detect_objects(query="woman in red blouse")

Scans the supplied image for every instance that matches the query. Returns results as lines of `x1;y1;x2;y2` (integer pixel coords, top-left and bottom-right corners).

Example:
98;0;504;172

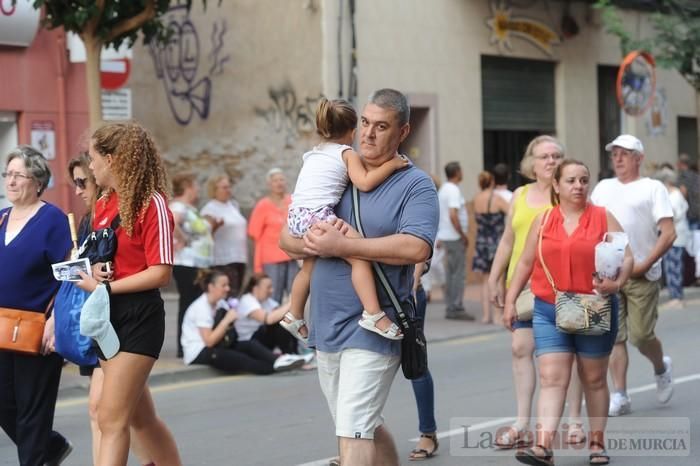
505;160;633;466
78;123;182;466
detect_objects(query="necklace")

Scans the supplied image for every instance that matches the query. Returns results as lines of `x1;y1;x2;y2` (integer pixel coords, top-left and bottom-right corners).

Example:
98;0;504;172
10;203;41;221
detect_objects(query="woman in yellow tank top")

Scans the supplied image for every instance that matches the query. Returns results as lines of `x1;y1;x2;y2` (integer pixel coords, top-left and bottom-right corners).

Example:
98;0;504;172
487;136;586;448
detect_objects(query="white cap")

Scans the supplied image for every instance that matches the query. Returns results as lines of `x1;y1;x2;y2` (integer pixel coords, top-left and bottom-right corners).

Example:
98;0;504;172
605;134;644;154
80;284;120;359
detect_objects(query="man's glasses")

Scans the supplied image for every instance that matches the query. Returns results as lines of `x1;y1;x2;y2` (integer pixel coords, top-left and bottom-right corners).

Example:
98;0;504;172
1;171;32;181
73;177;88;189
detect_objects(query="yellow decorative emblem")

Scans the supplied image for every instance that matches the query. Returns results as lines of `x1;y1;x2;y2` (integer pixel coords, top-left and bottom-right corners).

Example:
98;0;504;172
486;2;561;56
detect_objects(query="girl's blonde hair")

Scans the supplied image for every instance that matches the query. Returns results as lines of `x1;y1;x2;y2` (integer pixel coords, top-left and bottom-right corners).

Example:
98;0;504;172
91;122;169;235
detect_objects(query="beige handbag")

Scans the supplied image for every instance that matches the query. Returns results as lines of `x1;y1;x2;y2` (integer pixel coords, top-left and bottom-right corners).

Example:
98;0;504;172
515;286;534;321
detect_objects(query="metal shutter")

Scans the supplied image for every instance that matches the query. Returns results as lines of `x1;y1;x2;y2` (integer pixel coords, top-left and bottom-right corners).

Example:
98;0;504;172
482;56;556;131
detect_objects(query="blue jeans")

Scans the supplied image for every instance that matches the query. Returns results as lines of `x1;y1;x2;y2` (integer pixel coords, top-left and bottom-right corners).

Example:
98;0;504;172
410;286;437;434
663;246;684;299
533;296;618;359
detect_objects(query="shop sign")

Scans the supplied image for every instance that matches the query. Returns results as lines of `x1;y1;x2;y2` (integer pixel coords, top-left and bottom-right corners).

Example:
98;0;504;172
0;0;40;47
486;2;560;57
30;121;56;160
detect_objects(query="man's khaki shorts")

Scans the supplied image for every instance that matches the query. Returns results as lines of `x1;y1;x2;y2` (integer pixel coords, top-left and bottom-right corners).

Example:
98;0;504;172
616;277;660;347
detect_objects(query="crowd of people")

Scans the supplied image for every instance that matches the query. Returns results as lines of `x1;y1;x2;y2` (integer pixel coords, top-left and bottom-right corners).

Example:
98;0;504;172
0;84;697;466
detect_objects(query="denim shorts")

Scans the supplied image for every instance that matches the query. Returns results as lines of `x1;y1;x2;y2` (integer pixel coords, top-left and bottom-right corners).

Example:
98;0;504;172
513;318;533;330
533;296;618;359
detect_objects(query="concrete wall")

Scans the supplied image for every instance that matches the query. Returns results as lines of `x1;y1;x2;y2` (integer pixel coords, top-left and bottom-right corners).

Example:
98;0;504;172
131;0;324;210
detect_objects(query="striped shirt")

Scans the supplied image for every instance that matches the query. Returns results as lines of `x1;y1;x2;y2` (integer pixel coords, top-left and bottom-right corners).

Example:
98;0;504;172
93;191;174;280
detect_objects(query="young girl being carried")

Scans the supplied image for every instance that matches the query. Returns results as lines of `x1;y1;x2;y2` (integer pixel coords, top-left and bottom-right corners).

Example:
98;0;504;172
281;97;408;342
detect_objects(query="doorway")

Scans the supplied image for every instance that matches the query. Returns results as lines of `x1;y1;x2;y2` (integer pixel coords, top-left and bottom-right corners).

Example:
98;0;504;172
481;56;556;189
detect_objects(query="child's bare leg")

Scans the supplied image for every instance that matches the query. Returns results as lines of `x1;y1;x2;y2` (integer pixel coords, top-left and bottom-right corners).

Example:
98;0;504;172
286;258;314;338
348;258;400;335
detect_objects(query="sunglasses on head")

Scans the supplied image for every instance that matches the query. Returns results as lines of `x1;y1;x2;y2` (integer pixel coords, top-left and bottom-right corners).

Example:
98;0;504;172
73;177;88;189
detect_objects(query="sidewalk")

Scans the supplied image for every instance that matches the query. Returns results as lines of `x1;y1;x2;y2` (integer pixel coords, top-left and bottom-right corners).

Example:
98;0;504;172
57;283;700;399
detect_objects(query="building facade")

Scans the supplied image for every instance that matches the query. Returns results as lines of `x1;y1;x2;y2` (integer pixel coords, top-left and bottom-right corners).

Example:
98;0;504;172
0;1;88;212
130;0;697;207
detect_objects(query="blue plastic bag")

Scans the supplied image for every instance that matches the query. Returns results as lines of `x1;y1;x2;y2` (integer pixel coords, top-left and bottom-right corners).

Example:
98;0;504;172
54;281;98;366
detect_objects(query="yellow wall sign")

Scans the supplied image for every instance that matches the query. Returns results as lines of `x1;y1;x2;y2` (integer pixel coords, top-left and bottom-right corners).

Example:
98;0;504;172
486;2;560;56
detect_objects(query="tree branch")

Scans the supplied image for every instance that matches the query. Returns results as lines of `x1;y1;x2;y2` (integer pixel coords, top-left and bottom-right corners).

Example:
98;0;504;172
104;0;157;44
82;0;106;40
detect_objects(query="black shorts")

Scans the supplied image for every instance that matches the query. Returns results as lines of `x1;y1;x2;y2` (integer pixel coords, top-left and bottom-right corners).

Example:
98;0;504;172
96;290;165;360
79;363;99;377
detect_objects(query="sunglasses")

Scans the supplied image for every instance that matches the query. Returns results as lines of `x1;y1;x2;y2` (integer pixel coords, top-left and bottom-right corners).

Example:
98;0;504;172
73;177;88;189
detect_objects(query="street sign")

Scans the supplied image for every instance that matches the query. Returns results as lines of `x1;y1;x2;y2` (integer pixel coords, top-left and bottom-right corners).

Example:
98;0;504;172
100;58;131;90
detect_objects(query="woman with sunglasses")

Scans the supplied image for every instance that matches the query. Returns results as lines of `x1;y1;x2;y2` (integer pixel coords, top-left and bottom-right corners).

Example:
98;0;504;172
68;154;157;466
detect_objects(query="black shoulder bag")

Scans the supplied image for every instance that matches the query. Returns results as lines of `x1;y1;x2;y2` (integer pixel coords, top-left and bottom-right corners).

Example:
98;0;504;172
78;214;121;265
351;185;428;380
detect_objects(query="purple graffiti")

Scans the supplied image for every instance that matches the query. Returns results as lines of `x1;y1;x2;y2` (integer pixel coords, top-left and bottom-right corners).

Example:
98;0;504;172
149;5;228;126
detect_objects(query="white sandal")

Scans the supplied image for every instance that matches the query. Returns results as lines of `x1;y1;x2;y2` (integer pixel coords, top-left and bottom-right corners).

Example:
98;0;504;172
279;312;309;344
358;310;403;340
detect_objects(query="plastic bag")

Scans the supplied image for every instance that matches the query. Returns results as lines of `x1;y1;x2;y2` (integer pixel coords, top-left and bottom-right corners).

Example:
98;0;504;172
54;281;98;366
595;232;628;280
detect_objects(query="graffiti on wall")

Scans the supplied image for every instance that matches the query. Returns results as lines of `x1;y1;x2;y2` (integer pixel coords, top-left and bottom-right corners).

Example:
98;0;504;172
149;5;230;125
255;83;322;147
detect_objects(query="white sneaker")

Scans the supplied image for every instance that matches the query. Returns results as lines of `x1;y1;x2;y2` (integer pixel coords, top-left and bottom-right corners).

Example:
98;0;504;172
608;392;632;416
273;354;305;372
655;356;674;404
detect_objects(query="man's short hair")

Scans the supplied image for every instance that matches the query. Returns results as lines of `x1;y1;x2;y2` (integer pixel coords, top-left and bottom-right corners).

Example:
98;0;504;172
367;89;410;126
679;153;691;166
444;162;461;179
492;163;510;185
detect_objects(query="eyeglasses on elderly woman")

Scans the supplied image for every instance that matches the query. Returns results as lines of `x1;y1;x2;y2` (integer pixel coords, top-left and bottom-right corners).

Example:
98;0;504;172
1;171;33;181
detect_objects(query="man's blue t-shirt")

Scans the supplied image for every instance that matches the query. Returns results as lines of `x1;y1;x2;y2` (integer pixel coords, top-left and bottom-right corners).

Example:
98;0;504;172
308;164;439;356
0;203;71;312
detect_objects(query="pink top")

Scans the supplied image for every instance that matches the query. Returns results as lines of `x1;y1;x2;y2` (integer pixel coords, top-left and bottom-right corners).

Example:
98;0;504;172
247;195;292;272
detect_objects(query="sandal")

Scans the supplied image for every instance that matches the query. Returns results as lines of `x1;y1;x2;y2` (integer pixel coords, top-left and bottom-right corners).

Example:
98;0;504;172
589;441;610;465
495;425;532;450
279;312;309;344
328;457;340;466
358;310;403;340
565;422;587;445
408;433;439;461
515;445;554;466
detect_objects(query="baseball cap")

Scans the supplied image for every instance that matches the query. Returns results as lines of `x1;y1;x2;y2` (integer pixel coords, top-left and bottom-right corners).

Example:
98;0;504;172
79;284;119;359
605;134;644;154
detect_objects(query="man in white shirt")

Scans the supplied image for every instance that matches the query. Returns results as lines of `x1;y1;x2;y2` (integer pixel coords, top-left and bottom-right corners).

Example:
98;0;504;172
590;134;676;417
437;162;471;320
492;162;513;203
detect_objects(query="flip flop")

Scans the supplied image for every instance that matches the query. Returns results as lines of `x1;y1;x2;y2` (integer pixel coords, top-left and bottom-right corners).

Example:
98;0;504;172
495;425;531;450
515;445;554;466
589;441;610;465
408;433;439;461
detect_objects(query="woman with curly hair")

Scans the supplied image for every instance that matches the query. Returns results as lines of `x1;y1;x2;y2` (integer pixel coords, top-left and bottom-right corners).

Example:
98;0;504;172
77;122;181;465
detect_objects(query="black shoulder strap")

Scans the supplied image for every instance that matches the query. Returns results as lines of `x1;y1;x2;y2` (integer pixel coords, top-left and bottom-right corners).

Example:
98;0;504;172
110;214;121;230
351;185;411;331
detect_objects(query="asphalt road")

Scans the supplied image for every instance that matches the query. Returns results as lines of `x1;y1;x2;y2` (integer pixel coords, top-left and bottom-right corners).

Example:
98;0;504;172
1;302;699;465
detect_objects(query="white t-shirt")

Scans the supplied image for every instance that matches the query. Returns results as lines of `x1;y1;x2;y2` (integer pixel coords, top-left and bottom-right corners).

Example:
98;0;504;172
668;189;690;248
437;181;468;241
591;177;673;281
181;294;229;365
234;293;279;342
495;187;513;203
200;199;248;265
290;143;351;210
